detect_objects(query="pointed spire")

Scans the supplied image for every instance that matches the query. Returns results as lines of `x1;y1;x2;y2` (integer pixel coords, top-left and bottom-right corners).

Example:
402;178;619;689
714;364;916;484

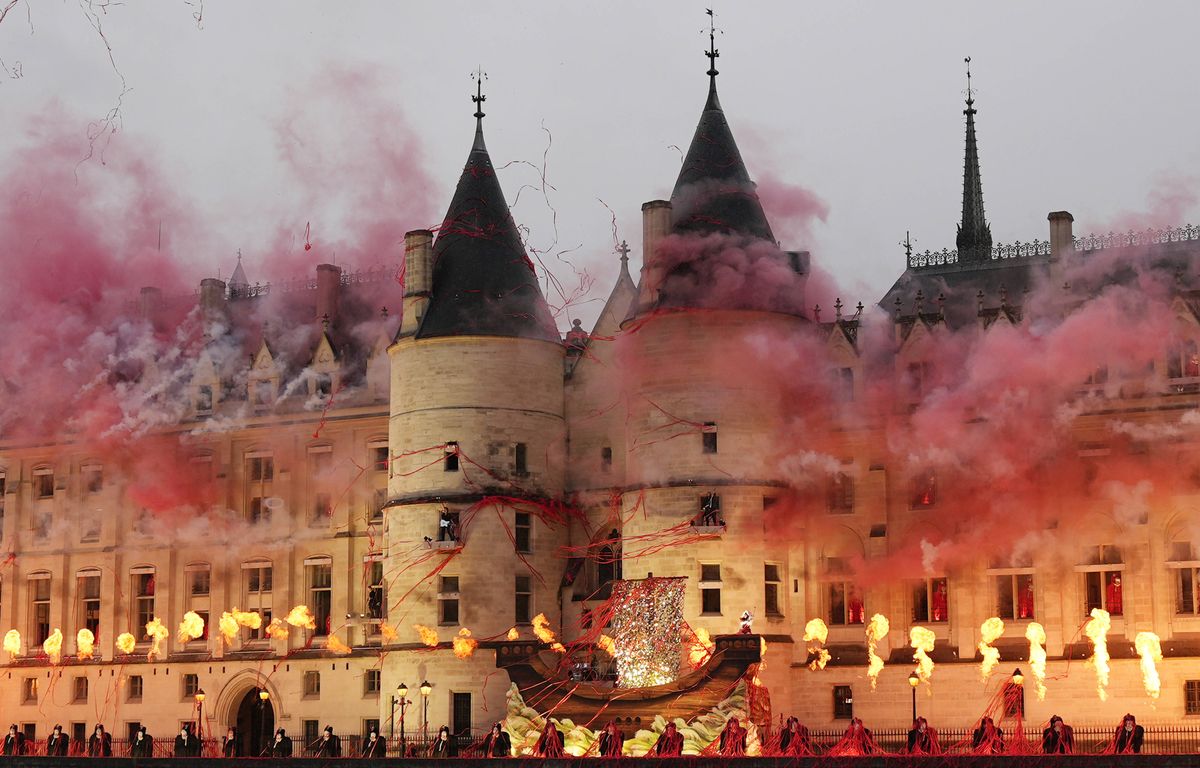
229;250;249;288
669;10;772;241
416;74;559;344
616;240;632;278
956;57;993;263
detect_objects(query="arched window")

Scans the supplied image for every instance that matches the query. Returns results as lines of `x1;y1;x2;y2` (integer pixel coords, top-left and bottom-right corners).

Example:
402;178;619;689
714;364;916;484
130;566;156;638
597;529;622;587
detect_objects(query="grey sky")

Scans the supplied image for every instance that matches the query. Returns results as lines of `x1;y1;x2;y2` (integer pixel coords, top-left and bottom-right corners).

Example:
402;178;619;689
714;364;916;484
2;1;1197;326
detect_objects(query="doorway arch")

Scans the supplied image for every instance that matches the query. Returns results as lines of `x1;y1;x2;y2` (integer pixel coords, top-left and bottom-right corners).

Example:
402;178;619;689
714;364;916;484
233;689;275;757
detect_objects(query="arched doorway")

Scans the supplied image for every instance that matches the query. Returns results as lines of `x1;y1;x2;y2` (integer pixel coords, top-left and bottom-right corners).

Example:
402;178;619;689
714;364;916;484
234;689;275;757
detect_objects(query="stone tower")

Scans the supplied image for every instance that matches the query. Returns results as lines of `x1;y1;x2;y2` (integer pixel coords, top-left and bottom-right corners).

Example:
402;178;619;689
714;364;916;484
384;83;566;724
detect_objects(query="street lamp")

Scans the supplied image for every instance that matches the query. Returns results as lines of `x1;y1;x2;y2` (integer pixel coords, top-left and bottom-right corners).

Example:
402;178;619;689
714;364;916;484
420;681;432;741
194;689;206;749
258;689;270;756
1011;668;1025;719
908;671;919;721
392;683;411;756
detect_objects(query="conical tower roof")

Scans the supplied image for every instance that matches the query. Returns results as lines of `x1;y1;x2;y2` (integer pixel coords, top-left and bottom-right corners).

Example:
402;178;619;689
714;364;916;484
416;81;560;343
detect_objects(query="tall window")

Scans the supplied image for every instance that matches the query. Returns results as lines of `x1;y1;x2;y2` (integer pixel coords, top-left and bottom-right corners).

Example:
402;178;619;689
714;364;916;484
181;673;199;699
515;575;532;625
82;465;103;495
827;472;854;514
21;678;37;704
308;447;333;527
910;469;936;509
303;672;320;697
29;574;50;646
246;454;274;524
700;563;722;615
33;468;54;499
701;423;718;454
127;676;143;701
1081;545;1124;617
997;573;1035;620
514;512;532;553
600;447;612;472
371;445;389;473
833;685;853;719
826;558;863;625
307;562;332;637
1171;541;1199;615
77;572;101;643
244;562;272;641
906;361;932;399
597;530;621;588
514;443;528;476
834;367;855;402
187;565;211;642
0;471;6;535
196;385;213;414
1186;680;1200;716
72;677;88;703
438;576;460;625
366;559;385;628
132;570;155;637
443;442;459;472
912;578;949;622
363;670;381;696
764;564;782;616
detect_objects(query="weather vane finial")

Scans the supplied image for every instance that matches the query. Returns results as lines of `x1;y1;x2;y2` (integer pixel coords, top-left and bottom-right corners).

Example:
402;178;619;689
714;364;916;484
705;9;720;81
964;56;975;105
471;67;487;122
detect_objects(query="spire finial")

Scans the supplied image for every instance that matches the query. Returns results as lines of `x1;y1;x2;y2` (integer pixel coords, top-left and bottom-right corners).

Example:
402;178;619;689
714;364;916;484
964;56;975;107
901;231;914;258
616;240;631;267
705;9;720;82
472;67;487;123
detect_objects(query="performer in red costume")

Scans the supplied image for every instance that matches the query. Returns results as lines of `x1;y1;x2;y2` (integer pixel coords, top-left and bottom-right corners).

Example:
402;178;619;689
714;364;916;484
650;723;683;757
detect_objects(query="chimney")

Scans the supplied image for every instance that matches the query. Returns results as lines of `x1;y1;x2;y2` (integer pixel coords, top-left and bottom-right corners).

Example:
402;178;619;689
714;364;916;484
399;230;434;338
634;200;672;314
315;264;342;323
139;286;163;324
199;278;227;318
1047;211;1074;305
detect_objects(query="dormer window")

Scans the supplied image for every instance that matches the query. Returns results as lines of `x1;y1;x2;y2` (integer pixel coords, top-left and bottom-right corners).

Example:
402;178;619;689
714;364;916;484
315;373;332;398
444;442;460;472
196;385;213;414
702;422;717;454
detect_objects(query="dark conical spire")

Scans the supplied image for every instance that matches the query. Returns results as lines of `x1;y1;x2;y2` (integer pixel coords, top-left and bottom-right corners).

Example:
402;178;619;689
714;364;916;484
416;76;559;343
956;57;992;263
669;10;773;242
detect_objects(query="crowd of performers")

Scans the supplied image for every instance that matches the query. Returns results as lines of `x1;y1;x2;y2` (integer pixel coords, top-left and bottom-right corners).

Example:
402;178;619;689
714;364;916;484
0;713;1152;758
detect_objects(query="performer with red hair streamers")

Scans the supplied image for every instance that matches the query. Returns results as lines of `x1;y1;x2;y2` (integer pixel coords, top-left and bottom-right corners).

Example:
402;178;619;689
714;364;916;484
597;721;625;758
828;718;877;756
1042;715;1074;754
905;717;941;755
717;719;747;757
1105;714;1145;754
651;723;684;757
534;722;564;759
971;717;1005;754
778;717;812;757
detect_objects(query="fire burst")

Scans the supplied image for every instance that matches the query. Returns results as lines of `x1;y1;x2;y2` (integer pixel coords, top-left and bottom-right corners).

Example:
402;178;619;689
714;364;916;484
805;618;831;671
1025;622;1048;700
325;635;352;655
145;618;169;660
532;612;555;644
380;623;399;643
42;628;63;663
413;624;439;647
865;614;889;688
116;632;136;655
688;627;714;668
506;627;519;641
266;619;289;641
910;626;936;684
597;634;616;656
452;628;478;659
978;617;1005;681
1134;631;1162;699
285;605;316;630
177;611;206;644
76;629;95;660
3;629;20;657
1084;608;1111;701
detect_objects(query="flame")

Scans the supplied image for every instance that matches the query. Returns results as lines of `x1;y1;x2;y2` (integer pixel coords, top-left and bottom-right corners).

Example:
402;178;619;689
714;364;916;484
452;628;478;659
42;628;63;663
76;629;95;660
532;613;556;645
413;624;439;647
910;626;936;684
265;619;289;640
380;623;398;643
1084;608;1111;701
596;634;616;656
1025;622;1048;700
233;608;263;630
145;618;169;660
688;627;715;668
3;629;20;656
177;611;206;644
804;617;832;671
506;627;519;641
865;613;890;688
751;636;769;686
1134;631;1162;699
284;605;316;630
978;617;1005;681
115;632;136;655
218;613;240;645
549;642;566;653
325;634;352;655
